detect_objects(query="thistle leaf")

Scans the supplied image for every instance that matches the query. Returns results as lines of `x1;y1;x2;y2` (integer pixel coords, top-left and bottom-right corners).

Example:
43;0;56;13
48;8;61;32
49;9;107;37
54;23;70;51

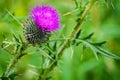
82;32;94;40
95;46;120;60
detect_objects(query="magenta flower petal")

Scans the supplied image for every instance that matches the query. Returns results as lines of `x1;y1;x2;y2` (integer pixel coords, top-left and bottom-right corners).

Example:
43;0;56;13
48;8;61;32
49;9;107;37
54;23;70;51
31;5;60;32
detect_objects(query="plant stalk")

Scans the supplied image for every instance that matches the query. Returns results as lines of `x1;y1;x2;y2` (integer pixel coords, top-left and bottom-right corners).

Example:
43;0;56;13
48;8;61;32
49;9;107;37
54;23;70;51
40;0;97;79
2;52;24;77
56;0;97;58
2;43;27;77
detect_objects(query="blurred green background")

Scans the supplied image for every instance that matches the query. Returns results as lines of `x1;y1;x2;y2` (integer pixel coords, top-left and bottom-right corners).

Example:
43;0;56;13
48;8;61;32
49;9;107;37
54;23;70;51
0;0;120;80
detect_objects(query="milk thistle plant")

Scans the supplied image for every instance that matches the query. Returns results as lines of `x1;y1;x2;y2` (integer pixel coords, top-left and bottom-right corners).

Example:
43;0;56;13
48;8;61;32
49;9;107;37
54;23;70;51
0;0;120;80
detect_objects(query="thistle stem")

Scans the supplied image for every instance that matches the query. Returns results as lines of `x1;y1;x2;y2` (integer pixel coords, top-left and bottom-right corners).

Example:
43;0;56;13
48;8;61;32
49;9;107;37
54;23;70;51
40;0;97;79
56;0;97;58
2;43;27;77
2;52;25;77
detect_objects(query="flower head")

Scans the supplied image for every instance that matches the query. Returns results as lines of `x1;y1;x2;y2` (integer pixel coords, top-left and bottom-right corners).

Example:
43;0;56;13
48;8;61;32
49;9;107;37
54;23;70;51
23;5;59;45
31;5;59;32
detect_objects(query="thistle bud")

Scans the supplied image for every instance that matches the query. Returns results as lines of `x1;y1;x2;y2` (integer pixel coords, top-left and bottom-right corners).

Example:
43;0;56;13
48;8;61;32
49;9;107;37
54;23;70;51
23;5;60;45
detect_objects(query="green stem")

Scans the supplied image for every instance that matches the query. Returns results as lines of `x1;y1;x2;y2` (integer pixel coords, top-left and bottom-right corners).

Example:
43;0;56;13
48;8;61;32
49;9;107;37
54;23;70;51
2;43;27;77
40;0;97;79
56;0;97;58
2;52;25;77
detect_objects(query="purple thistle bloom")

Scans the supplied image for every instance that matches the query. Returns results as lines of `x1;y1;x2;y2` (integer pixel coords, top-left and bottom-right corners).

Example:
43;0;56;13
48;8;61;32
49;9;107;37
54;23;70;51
23;5;59;45
31;5;60;32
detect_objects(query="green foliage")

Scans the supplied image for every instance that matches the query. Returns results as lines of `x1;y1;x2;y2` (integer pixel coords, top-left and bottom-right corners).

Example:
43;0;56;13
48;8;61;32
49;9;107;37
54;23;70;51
0;0;120;80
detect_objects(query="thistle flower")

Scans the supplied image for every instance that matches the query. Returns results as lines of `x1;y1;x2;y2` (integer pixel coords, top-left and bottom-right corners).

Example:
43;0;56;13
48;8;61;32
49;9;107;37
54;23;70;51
23;5;59;44
31;5;59;32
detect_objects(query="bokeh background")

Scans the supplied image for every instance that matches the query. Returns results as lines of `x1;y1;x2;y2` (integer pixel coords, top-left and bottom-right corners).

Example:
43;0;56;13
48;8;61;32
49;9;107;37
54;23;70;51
0;0;120;80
